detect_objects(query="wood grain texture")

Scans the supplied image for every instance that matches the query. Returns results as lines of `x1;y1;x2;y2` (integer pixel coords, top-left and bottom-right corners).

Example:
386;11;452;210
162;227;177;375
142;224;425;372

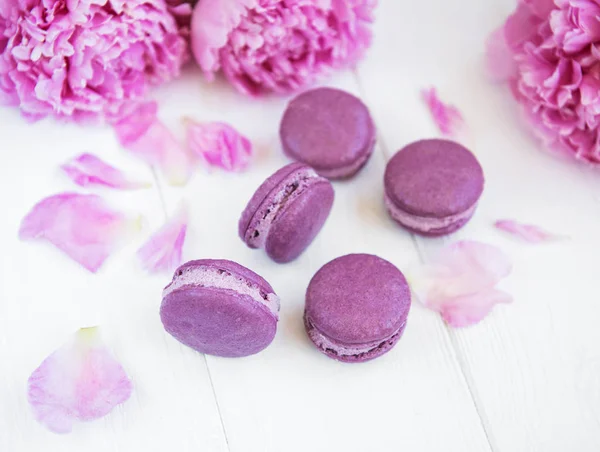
357;1;600;451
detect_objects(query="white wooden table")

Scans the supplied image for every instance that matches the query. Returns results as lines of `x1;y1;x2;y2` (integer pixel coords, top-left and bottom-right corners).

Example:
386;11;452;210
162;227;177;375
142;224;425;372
2;1;600;451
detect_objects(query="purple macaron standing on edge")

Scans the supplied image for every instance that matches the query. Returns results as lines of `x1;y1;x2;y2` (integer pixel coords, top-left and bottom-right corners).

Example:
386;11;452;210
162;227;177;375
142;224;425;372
239;162;335;264
160;260;280;358
384;139;484;237
280;87;376;179
304;254;411;363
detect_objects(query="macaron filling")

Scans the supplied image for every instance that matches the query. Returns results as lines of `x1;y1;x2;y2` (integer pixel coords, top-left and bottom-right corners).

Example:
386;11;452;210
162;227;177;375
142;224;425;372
304;314;405;359
384;193;478;232
245;167;322;248
163;265;280;317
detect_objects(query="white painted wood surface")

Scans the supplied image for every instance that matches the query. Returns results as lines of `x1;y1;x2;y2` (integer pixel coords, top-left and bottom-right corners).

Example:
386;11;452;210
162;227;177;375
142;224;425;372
1;1;599;451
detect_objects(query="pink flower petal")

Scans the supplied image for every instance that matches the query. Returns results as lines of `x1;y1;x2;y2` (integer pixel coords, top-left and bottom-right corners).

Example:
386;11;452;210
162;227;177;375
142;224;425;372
137;204;188;273
27;327;133;434
411;241;513;328
61;153;151;190
113;102;195;186
185;119;253;172
494;219;567;243
421;87;465;137
485;26;518;83
19;193;140;272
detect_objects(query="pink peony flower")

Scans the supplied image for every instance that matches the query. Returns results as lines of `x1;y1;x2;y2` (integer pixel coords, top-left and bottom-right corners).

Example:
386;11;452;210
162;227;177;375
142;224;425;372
191;0;377;95
488;0;600;164
0;0;187;122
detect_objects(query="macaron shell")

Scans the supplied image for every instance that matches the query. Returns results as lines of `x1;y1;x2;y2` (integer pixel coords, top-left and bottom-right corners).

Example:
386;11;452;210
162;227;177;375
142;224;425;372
280;87;375;178
238;162;308;241
305;254;411;345
171;259;276;297
304;314;407;363
265;180;334;263
161;286;277;358
384;139;484;218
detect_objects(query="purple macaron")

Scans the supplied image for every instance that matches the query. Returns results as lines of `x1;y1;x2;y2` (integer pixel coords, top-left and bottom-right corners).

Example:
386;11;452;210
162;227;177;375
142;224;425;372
160;260;280;358
280;87;376;179
384;139;484;236
239;162;334;264
304;254;411;363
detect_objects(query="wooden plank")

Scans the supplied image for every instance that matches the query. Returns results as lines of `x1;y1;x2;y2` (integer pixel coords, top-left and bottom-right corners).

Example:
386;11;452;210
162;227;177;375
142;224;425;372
0;111;228;451
357;0;600;450
155;69;491;452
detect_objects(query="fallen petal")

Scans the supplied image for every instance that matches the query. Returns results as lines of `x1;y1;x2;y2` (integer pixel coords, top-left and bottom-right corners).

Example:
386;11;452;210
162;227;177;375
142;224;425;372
185;119;253;172
27;327;133;434
421;87;465;137
439;289;513;328
114;102;194;186
495;219;567;243
19;193;140;272
137;204;188;273
410;240;513;327
61;153;151;190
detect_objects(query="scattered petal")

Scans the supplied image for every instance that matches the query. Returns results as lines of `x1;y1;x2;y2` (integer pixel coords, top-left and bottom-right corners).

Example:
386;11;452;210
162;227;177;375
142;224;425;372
137;204;188;273
61;153;151;190
185;119;253;172
114;102;194;186
27;327;133;434
421;87;465;137
494;219;567;243
410;241;513;328
19;193;141;272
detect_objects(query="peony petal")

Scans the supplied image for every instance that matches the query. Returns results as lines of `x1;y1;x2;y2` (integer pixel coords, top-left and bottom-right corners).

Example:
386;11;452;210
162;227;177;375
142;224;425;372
439;289;513;328
61;153;151;190
137;204;188;273
485;26;519;83
494;219;567;243
113;102;195;186
27;327;133;434
185;119;253;172
421;87;465;137
410;241;512;327
19;193;140;272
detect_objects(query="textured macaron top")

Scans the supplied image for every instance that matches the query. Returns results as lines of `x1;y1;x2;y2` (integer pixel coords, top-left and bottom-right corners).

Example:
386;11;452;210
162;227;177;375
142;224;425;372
305;254;411;344
164;259;280;317
384;139;484;218
280;87;375;175
238;162;328;248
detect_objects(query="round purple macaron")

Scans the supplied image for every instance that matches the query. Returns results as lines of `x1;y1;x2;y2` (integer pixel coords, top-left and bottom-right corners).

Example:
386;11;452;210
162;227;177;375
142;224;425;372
384;139;484;236
239;162;334;264
160;260;280;358
304;254;411;363
280;87;376;179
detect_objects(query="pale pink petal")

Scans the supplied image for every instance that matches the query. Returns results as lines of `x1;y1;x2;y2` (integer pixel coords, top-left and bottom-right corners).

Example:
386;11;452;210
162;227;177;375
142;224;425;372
61;153;151;190
19;193;140;272
421;87;465;137
27;327;133;434
137;204;188;273
494;219;567;243
185;119;253;172
439;289;513;328
410;241;513;328
114;102;195;186
485;26;518;83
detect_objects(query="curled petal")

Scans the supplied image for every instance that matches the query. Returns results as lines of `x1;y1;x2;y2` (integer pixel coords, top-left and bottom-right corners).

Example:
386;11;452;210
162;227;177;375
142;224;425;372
114;102;194;186
410;241;512;327
19;193;140;272
27;327;133;434
61;153;151;190
185;119;253;171
137;204;188;273
494;219;567;243
421;87;465;137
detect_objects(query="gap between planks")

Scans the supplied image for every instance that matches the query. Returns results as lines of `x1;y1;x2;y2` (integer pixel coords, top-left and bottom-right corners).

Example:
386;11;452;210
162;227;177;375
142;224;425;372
351;68;498;452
